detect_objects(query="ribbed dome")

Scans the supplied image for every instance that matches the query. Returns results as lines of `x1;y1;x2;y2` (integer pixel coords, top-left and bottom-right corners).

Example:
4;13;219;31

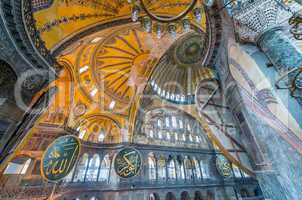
149;32;214;104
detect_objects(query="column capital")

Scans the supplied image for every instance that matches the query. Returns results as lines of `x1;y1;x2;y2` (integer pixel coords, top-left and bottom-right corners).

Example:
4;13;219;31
231;0;280;43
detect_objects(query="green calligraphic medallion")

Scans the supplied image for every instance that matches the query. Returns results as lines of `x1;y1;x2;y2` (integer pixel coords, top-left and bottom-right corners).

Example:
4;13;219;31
216;155;232;178
41;135;81;182
114;147;142;178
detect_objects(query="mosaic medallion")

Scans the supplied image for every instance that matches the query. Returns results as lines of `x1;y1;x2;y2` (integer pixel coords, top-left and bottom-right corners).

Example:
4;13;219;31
114;148;142;178
41;135;81;182
73;103;87;117
175;32;206;66
216;155;232;178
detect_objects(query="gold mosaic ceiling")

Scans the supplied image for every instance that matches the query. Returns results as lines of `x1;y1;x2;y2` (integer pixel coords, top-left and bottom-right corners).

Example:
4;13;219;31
33;0;207;49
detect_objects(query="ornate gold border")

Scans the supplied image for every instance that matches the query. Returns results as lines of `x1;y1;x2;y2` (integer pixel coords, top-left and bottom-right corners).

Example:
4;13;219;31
40;135;81;183
113;147;143;179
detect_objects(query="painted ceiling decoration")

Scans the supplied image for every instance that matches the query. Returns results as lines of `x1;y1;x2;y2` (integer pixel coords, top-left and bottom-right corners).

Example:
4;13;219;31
19;22;187;147
127;0;213;38
149;32;215;104
95;27;157;104
32;0;207;49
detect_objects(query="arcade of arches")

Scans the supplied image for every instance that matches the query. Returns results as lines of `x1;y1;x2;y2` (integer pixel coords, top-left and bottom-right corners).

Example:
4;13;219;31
1;0;302;200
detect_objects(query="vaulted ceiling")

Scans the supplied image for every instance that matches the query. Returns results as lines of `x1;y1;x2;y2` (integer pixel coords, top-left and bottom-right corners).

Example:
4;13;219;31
23;0;209;144
33;0;207;49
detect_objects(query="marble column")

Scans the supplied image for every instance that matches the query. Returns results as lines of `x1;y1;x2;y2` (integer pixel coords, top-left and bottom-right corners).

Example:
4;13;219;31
257;27;302;72
232;0;302;74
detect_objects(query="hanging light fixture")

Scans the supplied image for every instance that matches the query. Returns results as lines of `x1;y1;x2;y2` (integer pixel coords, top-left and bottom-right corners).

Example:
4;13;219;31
128;0;214;37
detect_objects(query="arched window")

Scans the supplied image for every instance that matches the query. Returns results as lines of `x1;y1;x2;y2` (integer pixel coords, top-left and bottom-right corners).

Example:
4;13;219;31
74;154;89;182
240;188;250;198
194;191;202;200
195;135;199;143
172;116;177;128
79;130;86;139
86;154;100;182
158;119;162;128
193;158;201;179
98;129;105;142
167;159;176;180
185;158;193;180
148;156;156;180
181;191;190;200
206;191;214;200
64;166;75;182
158;131;163;139
98;154;110;182
158;157;166;180
232;164;242;178
150;130;154;138
4;158;31;175
150;193;160;200
165;117;170;127
189;134;193;142
200;160;209;179
179;119;184;129
187;123;191;131
166;132;171;140
166;192;176;200
178;160;185;180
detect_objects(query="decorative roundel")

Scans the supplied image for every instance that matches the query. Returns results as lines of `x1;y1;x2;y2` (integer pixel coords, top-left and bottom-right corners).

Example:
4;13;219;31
175;32;206;66
114;147;142;178
216;155;232;178
41;135;81;182
73;103;87;117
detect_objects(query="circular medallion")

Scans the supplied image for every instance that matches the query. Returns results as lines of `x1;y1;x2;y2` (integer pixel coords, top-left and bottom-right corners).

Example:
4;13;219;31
114;148;142;178
216;155;232;178
175;33;205;65
73;104;87;117
41;135;81;182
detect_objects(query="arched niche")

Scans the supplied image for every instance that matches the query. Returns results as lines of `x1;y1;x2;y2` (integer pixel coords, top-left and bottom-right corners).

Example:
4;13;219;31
165;192;176;200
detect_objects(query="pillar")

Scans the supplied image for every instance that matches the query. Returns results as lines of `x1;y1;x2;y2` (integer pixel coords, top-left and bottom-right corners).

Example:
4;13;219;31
257;27;302;71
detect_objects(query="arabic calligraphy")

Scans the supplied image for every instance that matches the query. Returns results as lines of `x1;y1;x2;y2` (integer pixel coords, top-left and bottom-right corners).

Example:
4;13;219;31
114;148;142;178
41;135;80;182
216;155;232;178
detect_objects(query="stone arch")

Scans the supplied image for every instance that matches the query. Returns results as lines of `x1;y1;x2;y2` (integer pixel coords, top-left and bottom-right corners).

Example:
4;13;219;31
240;188;250;198
205;191;214;200
165;192;176;200
74;114;121;144
180;191;191;200
149;193;160;200
194;191;203;200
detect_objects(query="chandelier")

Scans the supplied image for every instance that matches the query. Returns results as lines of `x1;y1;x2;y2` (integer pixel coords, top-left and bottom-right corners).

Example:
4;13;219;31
127;0;214;38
